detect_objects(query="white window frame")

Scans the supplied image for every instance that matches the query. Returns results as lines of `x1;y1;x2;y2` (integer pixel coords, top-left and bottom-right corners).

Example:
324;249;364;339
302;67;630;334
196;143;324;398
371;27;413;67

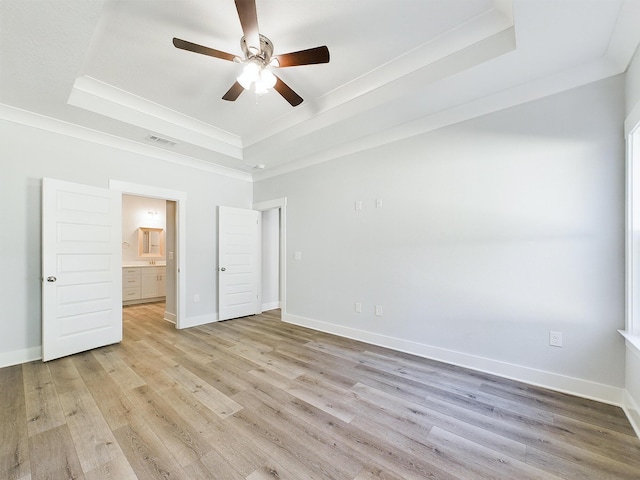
624;118;640;348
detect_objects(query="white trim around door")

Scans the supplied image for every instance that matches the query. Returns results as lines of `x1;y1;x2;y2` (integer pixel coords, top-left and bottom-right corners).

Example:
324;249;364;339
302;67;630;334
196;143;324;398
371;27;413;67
253;197;287;318
109;180;187;329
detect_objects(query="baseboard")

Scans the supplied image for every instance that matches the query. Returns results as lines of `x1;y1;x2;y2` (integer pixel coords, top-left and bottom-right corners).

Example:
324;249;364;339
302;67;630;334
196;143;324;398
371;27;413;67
0;347;42;368
164;311;177;324
180;312;219;329
283;313;624;407
122;297;165;306
262;301;281;312
623;389;640;439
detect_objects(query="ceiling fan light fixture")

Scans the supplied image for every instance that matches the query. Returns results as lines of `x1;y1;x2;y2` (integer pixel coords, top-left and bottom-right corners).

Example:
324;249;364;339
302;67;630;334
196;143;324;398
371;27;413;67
173;1;330;106
260;68;277;89
237;61;260;89
254;80;269;95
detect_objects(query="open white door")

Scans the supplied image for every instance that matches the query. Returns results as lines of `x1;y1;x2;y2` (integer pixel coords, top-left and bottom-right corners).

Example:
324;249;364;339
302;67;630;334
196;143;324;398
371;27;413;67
42;178;122;361
218;206;261;321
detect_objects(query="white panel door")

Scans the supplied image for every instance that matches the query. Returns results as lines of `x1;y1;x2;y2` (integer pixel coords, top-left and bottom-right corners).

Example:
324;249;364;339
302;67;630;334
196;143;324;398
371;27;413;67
218;206;261;321
42;178;122;361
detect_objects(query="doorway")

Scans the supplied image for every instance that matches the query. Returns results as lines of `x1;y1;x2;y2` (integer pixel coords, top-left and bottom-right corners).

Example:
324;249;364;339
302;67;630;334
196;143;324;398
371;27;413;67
110;180;187;328
121;194;175;322
254;197;287;317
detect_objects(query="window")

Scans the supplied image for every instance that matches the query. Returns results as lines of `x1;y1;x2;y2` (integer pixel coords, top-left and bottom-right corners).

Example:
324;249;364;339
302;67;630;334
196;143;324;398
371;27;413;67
626;125;640;340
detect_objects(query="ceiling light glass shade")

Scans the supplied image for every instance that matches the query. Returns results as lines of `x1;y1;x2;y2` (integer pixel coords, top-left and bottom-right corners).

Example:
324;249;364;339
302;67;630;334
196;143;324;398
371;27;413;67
255;79;269;95
237;62;260;89
260;68;277;89
254;79;269;95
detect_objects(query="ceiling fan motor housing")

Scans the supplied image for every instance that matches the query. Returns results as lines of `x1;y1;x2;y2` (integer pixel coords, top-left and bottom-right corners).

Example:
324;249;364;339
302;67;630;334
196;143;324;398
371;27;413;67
241;34;275;67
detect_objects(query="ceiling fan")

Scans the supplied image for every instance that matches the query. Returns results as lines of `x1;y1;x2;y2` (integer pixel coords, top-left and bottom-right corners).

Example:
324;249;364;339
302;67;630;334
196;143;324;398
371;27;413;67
173;0;330;107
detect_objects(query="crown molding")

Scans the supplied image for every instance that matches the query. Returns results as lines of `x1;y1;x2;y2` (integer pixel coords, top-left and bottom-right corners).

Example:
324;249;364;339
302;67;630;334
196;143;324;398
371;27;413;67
254;53;629;182
68;76;243;159
0;103;252;182
243;3;515;149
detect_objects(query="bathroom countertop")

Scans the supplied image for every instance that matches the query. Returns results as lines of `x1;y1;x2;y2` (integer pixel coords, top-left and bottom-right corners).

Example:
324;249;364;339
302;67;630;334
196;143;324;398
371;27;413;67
123;262;166;268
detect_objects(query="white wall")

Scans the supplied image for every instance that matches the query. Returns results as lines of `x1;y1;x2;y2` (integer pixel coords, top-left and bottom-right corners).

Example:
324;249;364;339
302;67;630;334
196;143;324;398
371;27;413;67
625;44;640;435
261;208;280;311
122;194;166;264
254;75;627;402
0;118;252;366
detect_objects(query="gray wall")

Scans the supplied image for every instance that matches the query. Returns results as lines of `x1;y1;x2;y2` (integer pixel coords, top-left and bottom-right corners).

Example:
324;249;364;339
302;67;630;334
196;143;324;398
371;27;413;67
0;120;252;363
254;75;627;392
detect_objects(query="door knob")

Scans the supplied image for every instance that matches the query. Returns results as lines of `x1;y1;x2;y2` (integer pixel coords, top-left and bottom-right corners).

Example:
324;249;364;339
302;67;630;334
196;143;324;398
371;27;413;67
46;276;57;282
220;267;226;272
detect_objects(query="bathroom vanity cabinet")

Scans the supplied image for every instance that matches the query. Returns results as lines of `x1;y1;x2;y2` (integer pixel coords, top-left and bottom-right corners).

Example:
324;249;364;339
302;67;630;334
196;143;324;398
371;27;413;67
122;266;166;305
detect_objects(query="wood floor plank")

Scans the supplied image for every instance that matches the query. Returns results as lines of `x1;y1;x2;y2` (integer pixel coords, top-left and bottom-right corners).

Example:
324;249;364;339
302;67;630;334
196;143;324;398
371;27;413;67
232;386;364;479
353;465;409;480
22;361;66;437
125;384;212;467
162;363;243;418
227;342;306;379
159;387;267;477
284;373;358;423
4;302;640;479
83;454;138;480
172;352;254;398
0;365;30;480
112;423;186;480
76;362;138;432
92;349;146;391
427;425;561;480
28;424;85;480
480;381;636;435
182;448;244;480
246;459;300;480
350;381;530;464
57;388;124;472
227;410;336;480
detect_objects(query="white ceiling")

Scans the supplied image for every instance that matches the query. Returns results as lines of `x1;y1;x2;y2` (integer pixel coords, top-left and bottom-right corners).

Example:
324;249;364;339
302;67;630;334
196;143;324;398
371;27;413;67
1;0;639;180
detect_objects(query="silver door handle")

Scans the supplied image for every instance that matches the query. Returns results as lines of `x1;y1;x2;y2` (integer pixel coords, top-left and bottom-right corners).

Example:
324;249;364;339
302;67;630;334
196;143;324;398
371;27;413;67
46;276;57;282
220;267;226;272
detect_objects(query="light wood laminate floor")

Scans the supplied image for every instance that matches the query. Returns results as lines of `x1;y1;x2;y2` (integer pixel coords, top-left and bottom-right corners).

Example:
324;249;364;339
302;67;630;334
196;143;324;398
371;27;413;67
2;302;639;479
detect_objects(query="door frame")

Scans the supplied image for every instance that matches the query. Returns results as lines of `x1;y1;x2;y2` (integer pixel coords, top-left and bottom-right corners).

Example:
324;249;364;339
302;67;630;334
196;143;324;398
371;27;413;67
253;197;287;317
110;180;187;329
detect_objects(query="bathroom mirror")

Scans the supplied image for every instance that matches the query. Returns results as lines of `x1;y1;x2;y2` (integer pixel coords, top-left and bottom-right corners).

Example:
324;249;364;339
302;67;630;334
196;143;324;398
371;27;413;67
138;227;164;257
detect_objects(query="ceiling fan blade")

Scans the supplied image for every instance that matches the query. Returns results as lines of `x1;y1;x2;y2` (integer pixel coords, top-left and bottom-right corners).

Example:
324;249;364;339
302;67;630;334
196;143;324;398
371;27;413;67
173;38;236;62
222;81;244;101
273;46;330;67
234;0;260;53
273;76;303;107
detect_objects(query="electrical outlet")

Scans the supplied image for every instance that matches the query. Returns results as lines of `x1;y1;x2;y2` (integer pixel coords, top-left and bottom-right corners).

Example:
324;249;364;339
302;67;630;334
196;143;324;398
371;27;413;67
549;331;562;347
354;302;362;313
376;198;383;208
193;294;200;303
375;305;383;316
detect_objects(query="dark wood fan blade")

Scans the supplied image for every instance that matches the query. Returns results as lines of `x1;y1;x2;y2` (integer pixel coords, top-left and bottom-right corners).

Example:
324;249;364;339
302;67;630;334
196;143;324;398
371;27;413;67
222;81;245;101
273;76;303;106
273;46;330;67
235;0;260;53
173;38;236;62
